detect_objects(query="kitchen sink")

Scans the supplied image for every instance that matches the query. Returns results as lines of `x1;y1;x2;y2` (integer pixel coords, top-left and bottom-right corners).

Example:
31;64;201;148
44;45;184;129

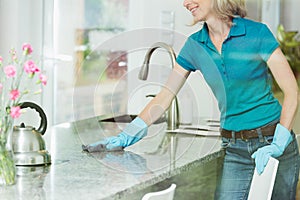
99;114;166;124
99;114;137;123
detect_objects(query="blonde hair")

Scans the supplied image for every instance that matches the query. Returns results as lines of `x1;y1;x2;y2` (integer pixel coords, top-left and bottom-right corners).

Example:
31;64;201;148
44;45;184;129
191;0;247;26
213;0;247;25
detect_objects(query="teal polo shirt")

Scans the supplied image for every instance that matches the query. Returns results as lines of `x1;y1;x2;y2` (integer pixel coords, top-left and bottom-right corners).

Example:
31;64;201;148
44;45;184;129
177;17;281;131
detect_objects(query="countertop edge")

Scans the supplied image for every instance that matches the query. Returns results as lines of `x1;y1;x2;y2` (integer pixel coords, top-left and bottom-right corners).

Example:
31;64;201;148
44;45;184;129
110;150;225;200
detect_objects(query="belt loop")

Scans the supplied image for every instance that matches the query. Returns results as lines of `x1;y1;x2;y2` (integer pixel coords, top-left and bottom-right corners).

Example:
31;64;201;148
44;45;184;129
256;128;264;142
231;131;236;144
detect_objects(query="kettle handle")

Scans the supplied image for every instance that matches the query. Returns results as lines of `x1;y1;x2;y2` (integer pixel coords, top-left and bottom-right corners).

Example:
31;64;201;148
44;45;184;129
20;101;48;135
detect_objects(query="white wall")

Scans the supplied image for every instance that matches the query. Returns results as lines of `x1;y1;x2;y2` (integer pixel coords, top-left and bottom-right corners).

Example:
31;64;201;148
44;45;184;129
281;0;300;31
246;0;300;33
0;0;44;128
0;0;43;56
259;0;300;35
128;0;199;35
50;0;84;123
261;0;280;35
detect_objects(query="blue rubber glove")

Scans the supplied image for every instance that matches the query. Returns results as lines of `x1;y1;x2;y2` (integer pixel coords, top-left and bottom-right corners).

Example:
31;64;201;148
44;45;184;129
82;117;148;152
251;124;292;174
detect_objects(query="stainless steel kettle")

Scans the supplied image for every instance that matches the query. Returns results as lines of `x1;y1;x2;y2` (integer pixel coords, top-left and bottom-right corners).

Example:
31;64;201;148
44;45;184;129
12;102;51;166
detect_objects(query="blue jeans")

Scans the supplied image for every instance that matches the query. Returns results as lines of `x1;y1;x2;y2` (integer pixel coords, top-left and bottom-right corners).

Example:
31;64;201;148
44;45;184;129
215;131;300;200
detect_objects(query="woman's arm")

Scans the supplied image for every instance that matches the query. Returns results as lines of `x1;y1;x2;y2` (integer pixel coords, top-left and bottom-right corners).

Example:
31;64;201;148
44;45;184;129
252;47;298;174
83;63;191;152
139;63;191;126
268;47;299;131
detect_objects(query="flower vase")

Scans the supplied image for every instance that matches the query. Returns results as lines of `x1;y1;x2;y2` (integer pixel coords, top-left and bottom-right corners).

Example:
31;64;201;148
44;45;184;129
0;116;16;186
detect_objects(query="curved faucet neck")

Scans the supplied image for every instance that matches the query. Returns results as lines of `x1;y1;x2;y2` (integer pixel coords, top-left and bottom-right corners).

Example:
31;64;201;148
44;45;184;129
138;42;176;80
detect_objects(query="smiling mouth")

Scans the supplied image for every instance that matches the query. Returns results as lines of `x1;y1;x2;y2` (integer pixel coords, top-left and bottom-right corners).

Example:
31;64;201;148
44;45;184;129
189;6;198;15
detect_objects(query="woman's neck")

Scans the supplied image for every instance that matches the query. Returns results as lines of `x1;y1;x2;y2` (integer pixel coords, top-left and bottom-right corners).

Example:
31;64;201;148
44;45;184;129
206;17;231;53
206;17;231;39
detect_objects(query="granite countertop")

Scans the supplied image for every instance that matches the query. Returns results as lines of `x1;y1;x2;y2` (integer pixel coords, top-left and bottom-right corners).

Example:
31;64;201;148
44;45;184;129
0;116;222;200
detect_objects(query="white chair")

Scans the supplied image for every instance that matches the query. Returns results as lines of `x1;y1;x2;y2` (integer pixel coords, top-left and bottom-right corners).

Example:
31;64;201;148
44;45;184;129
141;184;176;200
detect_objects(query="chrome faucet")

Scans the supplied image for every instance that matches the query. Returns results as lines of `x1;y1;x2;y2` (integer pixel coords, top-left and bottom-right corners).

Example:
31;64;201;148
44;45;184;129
138;42;180;130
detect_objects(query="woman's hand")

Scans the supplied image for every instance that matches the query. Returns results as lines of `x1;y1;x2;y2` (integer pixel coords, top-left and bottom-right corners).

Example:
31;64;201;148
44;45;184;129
82;117;148;152
251;124;293;174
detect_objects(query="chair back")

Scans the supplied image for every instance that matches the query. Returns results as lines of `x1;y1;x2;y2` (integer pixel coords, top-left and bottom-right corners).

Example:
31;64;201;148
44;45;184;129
141;184;176;200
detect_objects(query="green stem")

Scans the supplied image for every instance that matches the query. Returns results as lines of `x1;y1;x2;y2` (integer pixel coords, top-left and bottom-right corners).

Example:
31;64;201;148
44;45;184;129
0;145;16;185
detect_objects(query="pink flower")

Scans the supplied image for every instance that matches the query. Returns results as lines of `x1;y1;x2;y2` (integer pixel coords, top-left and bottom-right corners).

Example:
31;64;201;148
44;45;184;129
10;106;21;118
22;43;33;55
39;74;47;85
9;89;20;100
4;65;17;78
24;60;40;74
0;83;3;93
0;56;3;65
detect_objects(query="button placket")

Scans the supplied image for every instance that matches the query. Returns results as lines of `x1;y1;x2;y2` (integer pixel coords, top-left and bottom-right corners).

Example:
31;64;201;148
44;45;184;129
221;43;228;80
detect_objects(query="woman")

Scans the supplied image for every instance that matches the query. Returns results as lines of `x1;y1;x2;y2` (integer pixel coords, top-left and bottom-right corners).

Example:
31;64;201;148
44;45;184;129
83;0;299;199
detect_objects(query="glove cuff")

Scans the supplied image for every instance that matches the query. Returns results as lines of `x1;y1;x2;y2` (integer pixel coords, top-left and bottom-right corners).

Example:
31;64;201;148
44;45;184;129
117;117;148;147
123;117;148;137
272;123;293;152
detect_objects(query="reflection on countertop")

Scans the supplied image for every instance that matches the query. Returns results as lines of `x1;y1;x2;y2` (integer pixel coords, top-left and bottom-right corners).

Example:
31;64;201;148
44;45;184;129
0;116;222;200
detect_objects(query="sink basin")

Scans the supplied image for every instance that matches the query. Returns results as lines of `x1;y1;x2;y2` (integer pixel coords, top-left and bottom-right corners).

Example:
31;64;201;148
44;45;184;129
99;114;137;123
99;114;166;124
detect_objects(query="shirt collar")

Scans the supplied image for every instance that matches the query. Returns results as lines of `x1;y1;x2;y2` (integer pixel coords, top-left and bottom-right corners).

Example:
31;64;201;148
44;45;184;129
198;17;246;43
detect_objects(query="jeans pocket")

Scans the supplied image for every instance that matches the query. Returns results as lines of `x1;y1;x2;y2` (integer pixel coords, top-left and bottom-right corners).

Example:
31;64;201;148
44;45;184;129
221;137;232;149
284;133;297;154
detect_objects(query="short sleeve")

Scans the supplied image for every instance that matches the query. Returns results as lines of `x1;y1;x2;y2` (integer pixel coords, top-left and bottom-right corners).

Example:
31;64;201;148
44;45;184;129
176;37;197;72
259;24;279;61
